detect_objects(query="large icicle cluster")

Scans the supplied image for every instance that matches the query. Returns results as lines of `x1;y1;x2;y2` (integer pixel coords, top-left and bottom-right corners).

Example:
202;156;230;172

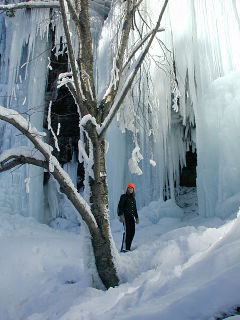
103;0;191;213
0;5;50;221
104;0;240;219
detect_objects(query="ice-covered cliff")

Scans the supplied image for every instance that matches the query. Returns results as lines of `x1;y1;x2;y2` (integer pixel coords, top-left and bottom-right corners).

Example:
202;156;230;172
0;0;239;223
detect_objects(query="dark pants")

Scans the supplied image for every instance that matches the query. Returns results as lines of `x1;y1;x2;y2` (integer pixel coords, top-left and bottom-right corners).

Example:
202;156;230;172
121;216;135;251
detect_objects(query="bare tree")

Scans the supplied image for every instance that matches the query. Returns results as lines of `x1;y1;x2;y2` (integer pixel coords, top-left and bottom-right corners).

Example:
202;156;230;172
0;0;169;289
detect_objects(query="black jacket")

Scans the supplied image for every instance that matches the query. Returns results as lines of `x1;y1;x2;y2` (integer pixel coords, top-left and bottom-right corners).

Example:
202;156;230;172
118;193;138;220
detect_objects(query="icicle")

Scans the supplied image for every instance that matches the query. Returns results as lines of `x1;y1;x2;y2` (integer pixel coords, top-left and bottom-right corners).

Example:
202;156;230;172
57;123;61;136
128;138;143;176
47;100;60;152
24;177;30;194
150;159;156;167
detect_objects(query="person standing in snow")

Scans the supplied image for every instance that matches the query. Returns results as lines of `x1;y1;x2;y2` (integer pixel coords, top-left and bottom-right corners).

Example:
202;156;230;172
118;183;139;252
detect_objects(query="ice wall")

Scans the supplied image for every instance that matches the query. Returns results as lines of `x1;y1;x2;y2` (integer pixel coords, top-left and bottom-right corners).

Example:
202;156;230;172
0;1;108;224
147;0;240;218
104;0;240;219
0;8;50;221
194;1;240;218
0;0;239;223
103;0;193;216
197;71;240;218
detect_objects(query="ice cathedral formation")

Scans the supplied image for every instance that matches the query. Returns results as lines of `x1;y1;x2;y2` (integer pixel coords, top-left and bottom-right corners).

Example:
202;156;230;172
0;0;239;224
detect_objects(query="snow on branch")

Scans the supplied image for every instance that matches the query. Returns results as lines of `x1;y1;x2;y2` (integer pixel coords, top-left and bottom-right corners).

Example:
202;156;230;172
0;146;45;165
80;114;100;130
0;0;110;12
0;157;46;173
78;115;100;179
0;0;111;13
0;147;48;173
57;72;75;89
0;1;60;10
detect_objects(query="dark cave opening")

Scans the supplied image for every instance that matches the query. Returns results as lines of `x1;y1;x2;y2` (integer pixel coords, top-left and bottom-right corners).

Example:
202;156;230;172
180;147;197;187
45;36;85;191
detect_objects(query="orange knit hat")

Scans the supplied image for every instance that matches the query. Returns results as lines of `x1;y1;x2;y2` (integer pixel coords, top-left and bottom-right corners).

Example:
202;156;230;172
126;183;135;191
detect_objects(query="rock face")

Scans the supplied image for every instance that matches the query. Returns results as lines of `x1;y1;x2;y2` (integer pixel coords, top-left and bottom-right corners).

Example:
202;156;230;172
44;41;84;189
44;47;79;156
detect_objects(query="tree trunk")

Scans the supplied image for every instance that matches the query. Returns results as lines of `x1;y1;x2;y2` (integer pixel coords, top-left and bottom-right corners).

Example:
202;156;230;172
56;125;119;289
91;229;119;289
88;127;119;289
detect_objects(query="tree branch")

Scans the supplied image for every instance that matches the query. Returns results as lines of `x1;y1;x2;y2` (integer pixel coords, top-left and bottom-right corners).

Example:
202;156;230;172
75;0;81;14
0;155;48;172
0;1;60;10
65;0;81;38
134;0;145;10
122;28;165;72
99;0;137;118
0;0;110;11
59;0;89;115
99;0;169;138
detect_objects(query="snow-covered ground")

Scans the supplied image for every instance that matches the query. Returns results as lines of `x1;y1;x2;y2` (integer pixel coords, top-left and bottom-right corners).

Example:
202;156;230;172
1;188;240;320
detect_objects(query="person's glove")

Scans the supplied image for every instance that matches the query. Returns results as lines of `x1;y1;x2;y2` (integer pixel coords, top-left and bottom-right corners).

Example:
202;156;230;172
136;218;139;224
119;215;125;223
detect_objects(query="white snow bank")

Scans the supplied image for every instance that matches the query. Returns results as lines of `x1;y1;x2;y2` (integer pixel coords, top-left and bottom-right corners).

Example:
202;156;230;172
2;200;240;320
0;213;91;320
140;198;184;223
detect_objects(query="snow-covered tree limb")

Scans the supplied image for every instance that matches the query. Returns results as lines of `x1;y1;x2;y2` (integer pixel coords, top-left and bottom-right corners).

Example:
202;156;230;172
0;1;60;10
57;72;75;90
0;155;48;172
0;146;45;166
0;0;110;11
0;105;98;232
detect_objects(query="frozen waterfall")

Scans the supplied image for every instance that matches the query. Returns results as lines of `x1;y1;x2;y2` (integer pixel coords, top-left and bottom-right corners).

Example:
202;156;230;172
0;0;239;223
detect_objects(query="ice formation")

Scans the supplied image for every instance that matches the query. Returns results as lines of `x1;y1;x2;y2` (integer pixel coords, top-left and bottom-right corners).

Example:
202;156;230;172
105;0;240;218
0;0;239;223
